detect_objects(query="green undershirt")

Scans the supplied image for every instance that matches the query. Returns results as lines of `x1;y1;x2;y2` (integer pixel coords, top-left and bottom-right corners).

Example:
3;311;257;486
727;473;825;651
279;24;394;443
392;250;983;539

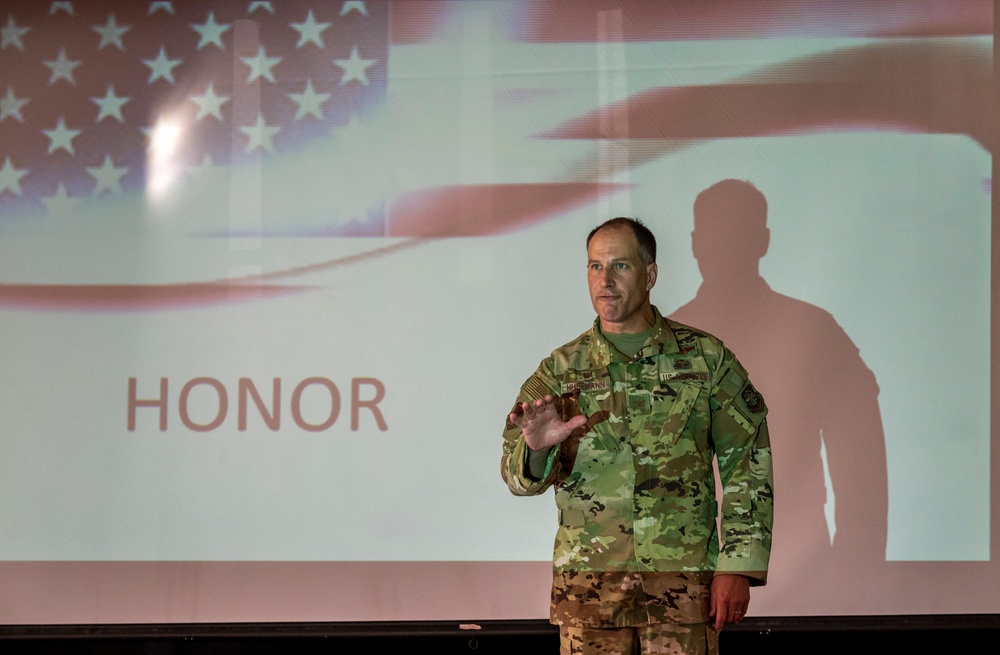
603;325;653;359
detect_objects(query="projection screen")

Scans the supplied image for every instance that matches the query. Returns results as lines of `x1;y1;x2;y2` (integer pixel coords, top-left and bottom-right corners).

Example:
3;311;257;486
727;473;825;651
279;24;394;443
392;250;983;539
0;0;996;623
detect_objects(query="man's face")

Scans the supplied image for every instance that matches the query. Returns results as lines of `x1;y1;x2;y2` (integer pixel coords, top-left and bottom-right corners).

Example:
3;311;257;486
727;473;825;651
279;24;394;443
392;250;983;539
587;226;657;334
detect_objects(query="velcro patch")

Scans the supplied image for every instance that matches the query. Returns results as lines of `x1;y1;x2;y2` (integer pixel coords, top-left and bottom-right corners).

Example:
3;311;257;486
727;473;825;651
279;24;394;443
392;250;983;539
740;382;765;414
563;379;611;394
661;372;709;382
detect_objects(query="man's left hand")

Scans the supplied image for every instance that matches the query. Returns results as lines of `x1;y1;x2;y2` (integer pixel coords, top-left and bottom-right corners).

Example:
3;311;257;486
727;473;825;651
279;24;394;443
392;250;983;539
708;574;750;631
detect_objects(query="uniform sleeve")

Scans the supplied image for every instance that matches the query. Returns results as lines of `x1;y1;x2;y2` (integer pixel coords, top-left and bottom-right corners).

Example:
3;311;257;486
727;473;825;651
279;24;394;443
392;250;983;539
709;350;774;584
500;360;565;496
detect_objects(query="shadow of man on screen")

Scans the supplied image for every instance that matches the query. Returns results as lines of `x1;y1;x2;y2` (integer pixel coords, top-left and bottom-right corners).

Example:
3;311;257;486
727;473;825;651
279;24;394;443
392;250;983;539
669;179;889;610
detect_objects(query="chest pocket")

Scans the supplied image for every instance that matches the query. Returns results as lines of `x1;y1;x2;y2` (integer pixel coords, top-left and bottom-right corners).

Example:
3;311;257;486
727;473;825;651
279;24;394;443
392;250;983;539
572;387;621;454
634;381;703;452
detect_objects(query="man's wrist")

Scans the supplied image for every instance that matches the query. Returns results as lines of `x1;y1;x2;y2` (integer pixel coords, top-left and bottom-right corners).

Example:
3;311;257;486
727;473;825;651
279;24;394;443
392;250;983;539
526;444;552;479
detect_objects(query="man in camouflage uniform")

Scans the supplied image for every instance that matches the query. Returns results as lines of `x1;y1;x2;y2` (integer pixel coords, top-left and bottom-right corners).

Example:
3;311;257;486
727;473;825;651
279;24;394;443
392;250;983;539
501;217;773;654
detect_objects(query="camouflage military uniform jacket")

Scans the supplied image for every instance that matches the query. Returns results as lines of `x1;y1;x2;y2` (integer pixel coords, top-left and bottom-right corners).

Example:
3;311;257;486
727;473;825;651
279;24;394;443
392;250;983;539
501;307;773;627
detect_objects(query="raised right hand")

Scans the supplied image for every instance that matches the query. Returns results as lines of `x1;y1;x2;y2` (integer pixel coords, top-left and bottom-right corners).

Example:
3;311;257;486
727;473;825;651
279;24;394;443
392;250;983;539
508;395;587;451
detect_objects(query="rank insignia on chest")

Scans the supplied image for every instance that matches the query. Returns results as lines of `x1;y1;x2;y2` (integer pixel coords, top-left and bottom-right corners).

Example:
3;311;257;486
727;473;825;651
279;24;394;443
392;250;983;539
627;390;651;414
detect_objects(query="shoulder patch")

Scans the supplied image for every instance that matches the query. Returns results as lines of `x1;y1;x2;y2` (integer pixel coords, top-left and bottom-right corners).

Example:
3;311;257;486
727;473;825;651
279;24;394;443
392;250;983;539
523;377;551;401
740;382;765;414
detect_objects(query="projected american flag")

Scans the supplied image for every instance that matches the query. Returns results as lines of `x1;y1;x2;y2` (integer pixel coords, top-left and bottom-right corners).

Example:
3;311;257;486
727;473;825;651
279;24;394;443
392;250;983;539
0;1;387;231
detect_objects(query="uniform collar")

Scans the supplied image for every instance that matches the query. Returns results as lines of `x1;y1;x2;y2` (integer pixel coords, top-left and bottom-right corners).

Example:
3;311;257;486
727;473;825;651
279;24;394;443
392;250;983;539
588;306;680;367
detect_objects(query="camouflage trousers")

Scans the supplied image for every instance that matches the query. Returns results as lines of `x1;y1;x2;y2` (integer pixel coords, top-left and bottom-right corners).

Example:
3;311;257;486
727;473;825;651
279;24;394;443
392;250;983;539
559;622;719;655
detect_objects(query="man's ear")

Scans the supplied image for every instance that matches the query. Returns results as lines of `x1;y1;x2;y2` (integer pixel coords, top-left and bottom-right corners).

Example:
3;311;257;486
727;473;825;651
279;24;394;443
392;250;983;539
646;262;658;290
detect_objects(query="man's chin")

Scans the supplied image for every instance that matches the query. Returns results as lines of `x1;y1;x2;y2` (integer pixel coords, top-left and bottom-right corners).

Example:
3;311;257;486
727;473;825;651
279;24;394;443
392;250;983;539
594;299;621;314
597;311;625;326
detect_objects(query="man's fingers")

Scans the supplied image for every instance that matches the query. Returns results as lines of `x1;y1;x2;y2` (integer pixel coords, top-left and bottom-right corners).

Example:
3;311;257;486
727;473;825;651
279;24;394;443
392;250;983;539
532;395;555;411
517;396;554;420
710;605;723;631
512;395;586;451
708;600;747;629
718;605;747;629
510;399;548;430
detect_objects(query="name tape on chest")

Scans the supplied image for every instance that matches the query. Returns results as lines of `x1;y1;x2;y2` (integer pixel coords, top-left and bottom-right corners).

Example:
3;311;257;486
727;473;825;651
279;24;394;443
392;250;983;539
660;371;709;382
562;379;611;394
